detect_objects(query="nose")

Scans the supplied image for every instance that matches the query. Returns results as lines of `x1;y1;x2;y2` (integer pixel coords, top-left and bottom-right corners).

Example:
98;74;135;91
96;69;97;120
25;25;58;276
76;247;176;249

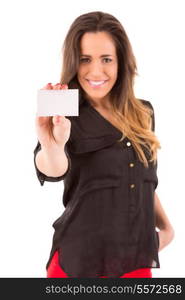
88;60;104;78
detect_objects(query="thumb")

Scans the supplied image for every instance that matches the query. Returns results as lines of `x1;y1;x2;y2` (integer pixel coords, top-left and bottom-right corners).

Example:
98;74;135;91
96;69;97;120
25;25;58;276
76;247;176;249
52;115;65;126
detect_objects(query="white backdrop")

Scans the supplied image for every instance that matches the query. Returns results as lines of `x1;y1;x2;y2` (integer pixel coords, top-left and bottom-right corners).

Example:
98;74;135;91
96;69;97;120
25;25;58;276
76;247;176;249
0;0;184;277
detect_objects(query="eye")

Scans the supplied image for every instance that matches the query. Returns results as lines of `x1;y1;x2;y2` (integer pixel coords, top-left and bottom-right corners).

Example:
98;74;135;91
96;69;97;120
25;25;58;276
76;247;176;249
103;58;112;63
80;58;90;63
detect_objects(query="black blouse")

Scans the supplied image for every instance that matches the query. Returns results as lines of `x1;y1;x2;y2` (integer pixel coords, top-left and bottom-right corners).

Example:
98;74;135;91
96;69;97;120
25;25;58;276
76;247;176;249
33;97;160;278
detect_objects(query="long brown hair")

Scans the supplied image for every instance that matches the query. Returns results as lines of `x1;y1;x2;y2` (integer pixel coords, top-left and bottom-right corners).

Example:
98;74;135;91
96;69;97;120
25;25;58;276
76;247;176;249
59;11;161;168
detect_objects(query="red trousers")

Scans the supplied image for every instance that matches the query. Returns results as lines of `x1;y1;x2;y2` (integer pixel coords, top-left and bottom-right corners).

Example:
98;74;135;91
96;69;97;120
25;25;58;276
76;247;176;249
47;250;152;278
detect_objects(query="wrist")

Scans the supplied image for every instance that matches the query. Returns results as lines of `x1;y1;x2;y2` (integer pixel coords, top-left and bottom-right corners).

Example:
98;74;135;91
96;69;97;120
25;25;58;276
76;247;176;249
42;143;65;155
158;226;175;252
162;224;174;233
159;225;175;241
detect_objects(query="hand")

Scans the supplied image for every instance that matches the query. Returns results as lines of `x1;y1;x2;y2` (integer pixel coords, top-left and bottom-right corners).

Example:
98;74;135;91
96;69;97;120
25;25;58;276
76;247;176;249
158;227;175;252
35;83;71;150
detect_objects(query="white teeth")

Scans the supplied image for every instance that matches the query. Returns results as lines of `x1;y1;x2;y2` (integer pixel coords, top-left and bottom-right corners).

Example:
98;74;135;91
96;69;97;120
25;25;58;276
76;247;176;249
88;80;105;86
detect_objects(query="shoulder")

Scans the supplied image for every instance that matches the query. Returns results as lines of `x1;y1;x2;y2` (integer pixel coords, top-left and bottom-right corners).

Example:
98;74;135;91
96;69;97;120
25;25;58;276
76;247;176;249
138;98;154;111
138;98;155;118
138;98;156;131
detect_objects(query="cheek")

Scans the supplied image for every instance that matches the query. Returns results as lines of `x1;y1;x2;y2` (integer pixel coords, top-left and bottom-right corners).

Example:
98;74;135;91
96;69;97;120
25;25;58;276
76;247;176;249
108;64;118;80
109;70;118;82
77;66;86;79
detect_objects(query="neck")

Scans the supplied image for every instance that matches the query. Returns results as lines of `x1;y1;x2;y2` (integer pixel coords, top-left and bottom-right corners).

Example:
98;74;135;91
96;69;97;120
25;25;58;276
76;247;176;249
86;95;111;111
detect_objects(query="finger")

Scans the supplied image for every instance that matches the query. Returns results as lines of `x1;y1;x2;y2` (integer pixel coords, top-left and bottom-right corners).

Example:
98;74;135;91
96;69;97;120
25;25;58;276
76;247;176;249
53;83;68;90
61;84;68;90
53;83;61;90
35;116;50;126
52;115;65;125
40;83;53;90
56;84;62;90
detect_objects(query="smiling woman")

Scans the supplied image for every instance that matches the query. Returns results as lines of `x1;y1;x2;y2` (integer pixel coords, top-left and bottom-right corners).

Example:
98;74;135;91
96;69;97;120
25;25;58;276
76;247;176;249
60;11;161;168
77;31;118;104
34;11;174;278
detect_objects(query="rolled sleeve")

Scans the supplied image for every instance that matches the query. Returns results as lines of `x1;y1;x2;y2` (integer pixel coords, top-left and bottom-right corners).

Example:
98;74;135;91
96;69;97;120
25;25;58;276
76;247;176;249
33;141;71;186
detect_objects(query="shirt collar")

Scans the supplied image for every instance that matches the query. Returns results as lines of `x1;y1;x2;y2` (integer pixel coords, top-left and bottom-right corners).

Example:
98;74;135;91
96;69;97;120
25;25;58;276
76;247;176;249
67;97;124;154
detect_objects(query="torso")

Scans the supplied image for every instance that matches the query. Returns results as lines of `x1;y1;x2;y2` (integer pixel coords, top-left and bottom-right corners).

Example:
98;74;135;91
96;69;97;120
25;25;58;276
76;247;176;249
93;107;120;132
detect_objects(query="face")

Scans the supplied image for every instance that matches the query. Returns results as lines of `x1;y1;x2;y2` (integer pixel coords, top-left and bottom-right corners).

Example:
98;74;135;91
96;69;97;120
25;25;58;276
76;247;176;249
77;31;118;106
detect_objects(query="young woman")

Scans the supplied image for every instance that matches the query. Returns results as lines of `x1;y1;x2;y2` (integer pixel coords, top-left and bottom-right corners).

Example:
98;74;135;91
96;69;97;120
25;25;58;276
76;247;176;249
34;11;174;278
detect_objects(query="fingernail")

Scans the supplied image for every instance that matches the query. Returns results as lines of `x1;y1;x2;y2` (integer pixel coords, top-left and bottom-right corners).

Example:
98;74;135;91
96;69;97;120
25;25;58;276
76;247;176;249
56;115;60;122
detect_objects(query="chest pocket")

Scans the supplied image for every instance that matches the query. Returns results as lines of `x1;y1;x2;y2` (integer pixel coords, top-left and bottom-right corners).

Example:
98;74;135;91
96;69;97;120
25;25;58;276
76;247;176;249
139;158;158;189
79;177;122;198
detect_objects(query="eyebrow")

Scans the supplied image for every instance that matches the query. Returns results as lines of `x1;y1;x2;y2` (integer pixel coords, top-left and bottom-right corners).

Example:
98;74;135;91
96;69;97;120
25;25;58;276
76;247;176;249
80;54;113;57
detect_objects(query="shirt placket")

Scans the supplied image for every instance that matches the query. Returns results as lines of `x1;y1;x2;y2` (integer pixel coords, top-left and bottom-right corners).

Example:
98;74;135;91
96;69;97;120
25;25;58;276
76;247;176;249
123;139;137;213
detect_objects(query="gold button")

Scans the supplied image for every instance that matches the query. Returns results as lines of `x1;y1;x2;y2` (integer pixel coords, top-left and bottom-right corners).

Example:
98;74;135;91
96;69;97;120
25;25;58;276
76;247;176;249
127;141;131;147
130;184;135;189
129;163;134;167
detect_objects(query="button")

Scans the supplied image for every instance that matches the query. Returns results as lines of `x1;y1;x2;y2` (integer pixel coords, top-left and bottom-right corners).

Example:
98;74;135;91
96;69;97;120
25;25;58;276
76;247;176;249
126;141;131;147
129;163;134;167
130;184;135;189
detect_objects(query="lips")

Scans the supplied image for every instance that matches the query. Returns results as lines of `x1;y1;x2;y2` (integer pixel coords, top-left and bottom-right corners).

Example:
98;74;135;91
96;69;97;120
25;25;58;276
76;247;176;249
86;79;108;87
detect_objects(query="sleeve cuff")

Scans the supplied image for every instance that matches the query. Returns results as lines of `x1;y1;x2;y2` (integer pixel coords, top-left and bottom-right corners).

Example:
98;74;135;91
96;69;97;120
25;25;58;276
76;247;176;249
33;141;71;186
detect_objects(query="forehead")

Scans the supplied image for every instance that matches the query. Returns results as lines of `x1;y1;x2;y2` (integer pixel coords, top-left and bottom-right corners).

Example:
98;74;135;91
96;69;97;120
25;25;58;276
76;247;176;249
80;31;116;55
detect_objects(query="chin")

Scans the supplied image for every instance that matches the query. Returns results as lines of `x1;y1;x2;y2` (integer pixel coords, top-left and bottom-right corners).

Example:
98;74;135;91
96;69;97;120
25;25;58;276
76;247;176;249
82;86;112;100
85;91;109;101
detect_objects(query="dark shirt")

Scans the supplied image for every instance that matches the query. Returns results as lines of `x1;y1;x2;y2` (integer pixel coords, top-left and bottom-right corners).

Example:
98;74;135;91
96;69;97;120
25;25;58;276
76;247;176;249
33;97;160;277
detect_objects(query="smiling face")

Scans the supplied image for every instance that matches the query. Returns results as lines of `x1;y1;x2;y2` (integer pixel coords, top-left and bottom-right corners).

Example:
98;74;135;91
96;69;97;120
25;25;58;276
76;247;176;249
77;31;118;106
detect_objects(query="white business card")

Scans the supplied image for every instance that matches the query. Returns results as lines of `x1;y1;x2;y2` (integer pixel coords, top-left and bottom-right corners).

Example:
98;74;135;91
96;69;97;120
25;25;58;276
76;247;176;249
36;89;79;116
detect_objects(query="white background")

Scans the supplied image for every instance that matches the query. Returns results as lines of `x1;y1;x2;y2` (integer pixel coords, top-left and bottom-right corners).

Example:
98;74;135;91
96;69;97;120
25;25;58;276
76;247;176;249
0;0;184;277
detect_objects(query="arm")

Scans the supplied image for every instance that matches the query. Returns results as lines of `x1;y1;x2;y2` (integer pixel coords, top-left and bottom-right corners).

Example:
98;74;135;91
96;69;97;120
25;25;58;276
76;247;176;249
154;191;175;251
35;146;68;177
33;140;71;186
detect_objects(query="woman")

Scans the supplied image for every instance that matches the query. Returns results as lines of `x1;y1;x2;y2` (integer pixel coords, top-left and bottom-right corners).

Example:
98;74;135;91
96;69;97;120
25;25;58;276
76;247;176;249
34;11;174;278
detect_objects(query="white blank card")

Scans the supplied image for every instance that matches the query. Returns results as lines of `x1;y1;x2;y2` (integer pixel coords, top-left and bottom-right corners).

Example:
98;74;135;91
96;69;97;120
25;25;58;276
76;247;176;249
37;89;79;116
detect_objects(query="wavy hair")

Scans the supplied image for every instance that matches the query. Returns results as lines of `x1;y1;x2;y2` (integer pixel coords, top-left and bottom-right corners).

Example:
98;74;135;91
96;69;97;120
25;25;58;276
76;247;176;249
59;11;161;168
